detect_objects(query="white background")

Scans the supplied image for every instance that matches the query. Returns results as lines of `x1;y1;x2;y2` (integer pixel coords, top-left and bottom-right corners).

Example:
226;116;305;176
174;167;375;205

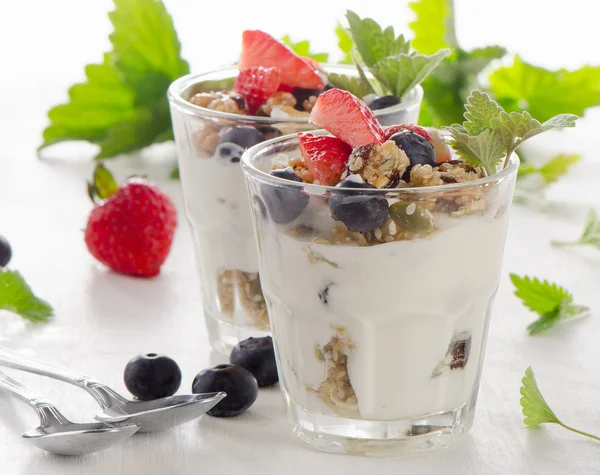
1;0;600;473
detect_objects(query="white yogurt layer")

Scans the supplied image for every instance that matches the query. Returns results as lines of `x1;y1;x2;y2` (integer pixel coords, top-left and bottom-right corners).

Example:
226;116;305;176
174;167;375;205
259;213;509;420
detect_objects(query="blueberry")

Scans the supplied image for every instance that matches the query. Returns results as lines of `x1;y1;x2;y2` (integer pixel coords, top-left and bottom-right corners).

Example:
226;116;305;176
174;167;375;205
368;95;401;111
292;88;321;111
0;235;12;267
230;336;278;387
388;131;436;175
124;353;182;401
215;142;245;163
219;126;265;149
262;168;309;224
256;126;282;141
328;179;389;233
192;364;258;417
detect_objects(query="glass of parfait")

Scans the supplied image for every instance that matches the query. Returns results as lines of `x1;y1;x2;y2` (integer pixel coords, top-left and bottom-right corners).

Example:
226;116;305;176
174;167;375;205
168;67;423;354
241;116;518;454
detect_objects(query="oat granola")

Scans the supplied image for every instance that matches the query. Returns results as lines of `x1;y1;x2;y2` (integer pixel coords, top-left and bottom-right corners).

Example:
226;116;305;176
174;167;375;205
342;141;410;188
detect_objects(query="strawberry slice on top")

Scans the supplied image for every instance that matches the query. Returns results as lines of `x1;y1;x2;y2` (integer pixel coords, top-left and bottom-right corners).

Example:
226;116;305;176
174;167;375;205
299;132;352;186
239;30;325;90
383;124;432;141
234;66;281;115
309;89;385;148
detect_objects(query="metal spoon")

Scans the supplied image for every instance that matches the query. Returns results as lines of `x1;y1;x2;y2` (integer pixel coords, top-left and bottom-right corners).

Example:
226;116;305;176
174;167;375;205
0;369;139;456
0;348;225;433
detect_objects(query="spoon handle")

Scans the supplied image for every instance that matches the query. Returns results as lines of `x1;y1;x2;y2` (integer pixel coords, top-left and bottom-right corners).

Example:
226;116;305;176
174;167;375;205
0;369;53;409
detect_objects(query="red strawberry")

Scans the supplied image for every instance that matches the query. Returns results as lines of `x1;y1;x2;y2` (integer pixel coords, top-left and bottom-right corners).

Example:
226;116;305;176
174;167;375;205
309;89;385;148
299;132;352;186
84;164;177;278
234;66;281;115
239;30;325;90
383;124;432;141
277;84;295;93
302;57;322;71
425;127;453;164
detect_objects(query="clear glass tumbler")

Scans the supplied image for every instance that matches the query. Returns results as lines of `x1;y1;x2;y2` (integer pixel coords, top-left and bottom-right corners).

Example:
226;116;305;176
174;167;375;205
242;131;518;456
168;67;423;354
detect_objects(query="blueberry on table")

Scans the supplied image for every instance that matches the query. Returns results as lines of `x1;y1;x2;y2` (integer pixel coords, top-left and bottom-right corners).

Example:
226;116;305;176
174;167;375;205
230;337;278;387
388;131;436;173
0;235;12;267
262;168;309;224
219;126;265;149
328;179;389;233
124;353;182;401
192;364;258;417
368;95;401;111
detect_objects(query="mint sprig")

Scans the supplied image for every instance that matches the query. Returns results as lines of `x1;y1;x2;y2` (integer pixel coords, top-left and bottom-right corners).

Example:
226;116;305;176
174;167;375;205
521;367;600;442
510;274;589;335
40;0;189;159
552;209;600;251
446;91;577;174
0;269;53;323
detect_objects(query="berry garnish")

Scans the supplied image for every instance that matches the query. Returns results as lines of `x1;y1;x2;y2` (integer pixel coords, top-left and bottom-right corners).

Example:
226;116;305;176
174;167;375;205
239;30;325;90
310;89;385;148
124;353;182;401
234;67;281;115
230;336;278;387
299;132;352;186
262;168;309;224
388;131;436;173
328;178;389;233
0;235;12;267
219;126;266;149
84;164;177;277
424;127;452;164
383;124;432;142
292;87;321;111
368;95;401;111
192;364;258;417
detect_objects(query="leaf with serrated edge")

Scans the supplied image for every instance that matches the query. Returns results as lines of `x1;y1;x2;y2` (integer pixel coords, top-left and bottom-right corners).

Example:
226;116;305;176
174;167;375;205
373;50;449;99
335;23;354;64
327;73;374;99
409;0;457;54
446;127;504;174
510;274;571;315
463;90;506;136
520;367;560;428
0;269;53;323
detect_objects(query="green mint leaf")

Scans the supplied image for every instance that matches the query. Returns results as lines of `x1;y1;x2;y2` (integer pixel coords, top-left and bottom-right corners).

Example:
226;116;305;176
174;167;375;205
409;0;457;54
490;56;600;122
41;0;189;159
553;209;600;250
526;310;561;336
346;10;410;68
509;274;572;315
518;154;581;185
372;49;450;99
521;367;561;428
446;126;504;174
335;23;354;64
521;367;600;442
170;166;180;180
327;73;374;99
462;90;506;135
90;163;118;200
281;35;329;62
0;269;53;323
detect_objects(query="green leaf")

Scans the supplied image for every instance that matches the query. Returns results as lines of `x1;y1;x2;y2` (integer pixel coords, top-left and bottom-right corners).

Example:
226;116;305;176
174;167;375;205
0;269;53;323
490;56;600;122
41;0;189;159
520;367;560;428
510;274;572;315
446;126;504;174
170;166;180;180
372;49;450;99
91;163;118;199
281;35;329;62
518;154;581;184
346;10;411;68
526;310;561;336
462;90;505;135
335;23;354;64
409;0;457;54
553;209;600;250
327;73;374;98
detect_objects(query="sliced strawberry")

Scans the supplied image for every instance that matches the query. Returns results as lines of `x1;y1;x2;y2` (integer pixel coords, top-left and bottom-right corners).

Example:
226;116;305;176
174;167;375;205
302;57;322;71
425;127;453;164
234;66;281;115
309;89;385;148
239;30;325;90
383;124;432;141
299;132;352;186
277;84;295;93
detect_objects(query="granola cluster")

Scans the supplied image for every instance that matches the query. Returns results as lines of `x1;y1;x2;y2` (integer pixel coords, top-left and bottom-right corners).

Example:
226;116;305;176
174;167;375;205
216;269;269;330
193;125;220;158
410;160;482;187
189;92;245;115
342;141;410;188
312;329;358;411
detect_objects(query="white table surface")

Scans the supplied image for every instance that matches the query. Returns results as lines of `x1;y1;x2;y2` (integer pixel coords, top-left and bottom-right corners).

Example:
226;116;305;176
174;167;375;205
1;1;600;473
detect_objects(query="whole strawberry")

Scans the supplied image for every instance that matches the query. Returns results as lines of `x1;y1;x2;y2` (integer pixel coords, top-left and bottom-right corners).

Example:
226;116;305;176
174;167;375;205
84;164;177;277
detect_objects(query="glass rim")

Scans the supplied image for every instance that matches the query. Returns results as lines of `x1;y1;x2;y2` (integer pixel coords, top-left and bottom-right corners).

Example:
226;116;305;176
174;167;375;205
241;130;520;194
167;65;424;124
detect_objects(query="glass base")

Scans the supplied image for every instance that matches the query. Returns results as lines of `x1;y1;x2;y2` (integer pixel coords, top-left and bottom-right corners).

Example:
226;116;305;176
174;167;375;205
286;399;472;457
204;308;271;355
